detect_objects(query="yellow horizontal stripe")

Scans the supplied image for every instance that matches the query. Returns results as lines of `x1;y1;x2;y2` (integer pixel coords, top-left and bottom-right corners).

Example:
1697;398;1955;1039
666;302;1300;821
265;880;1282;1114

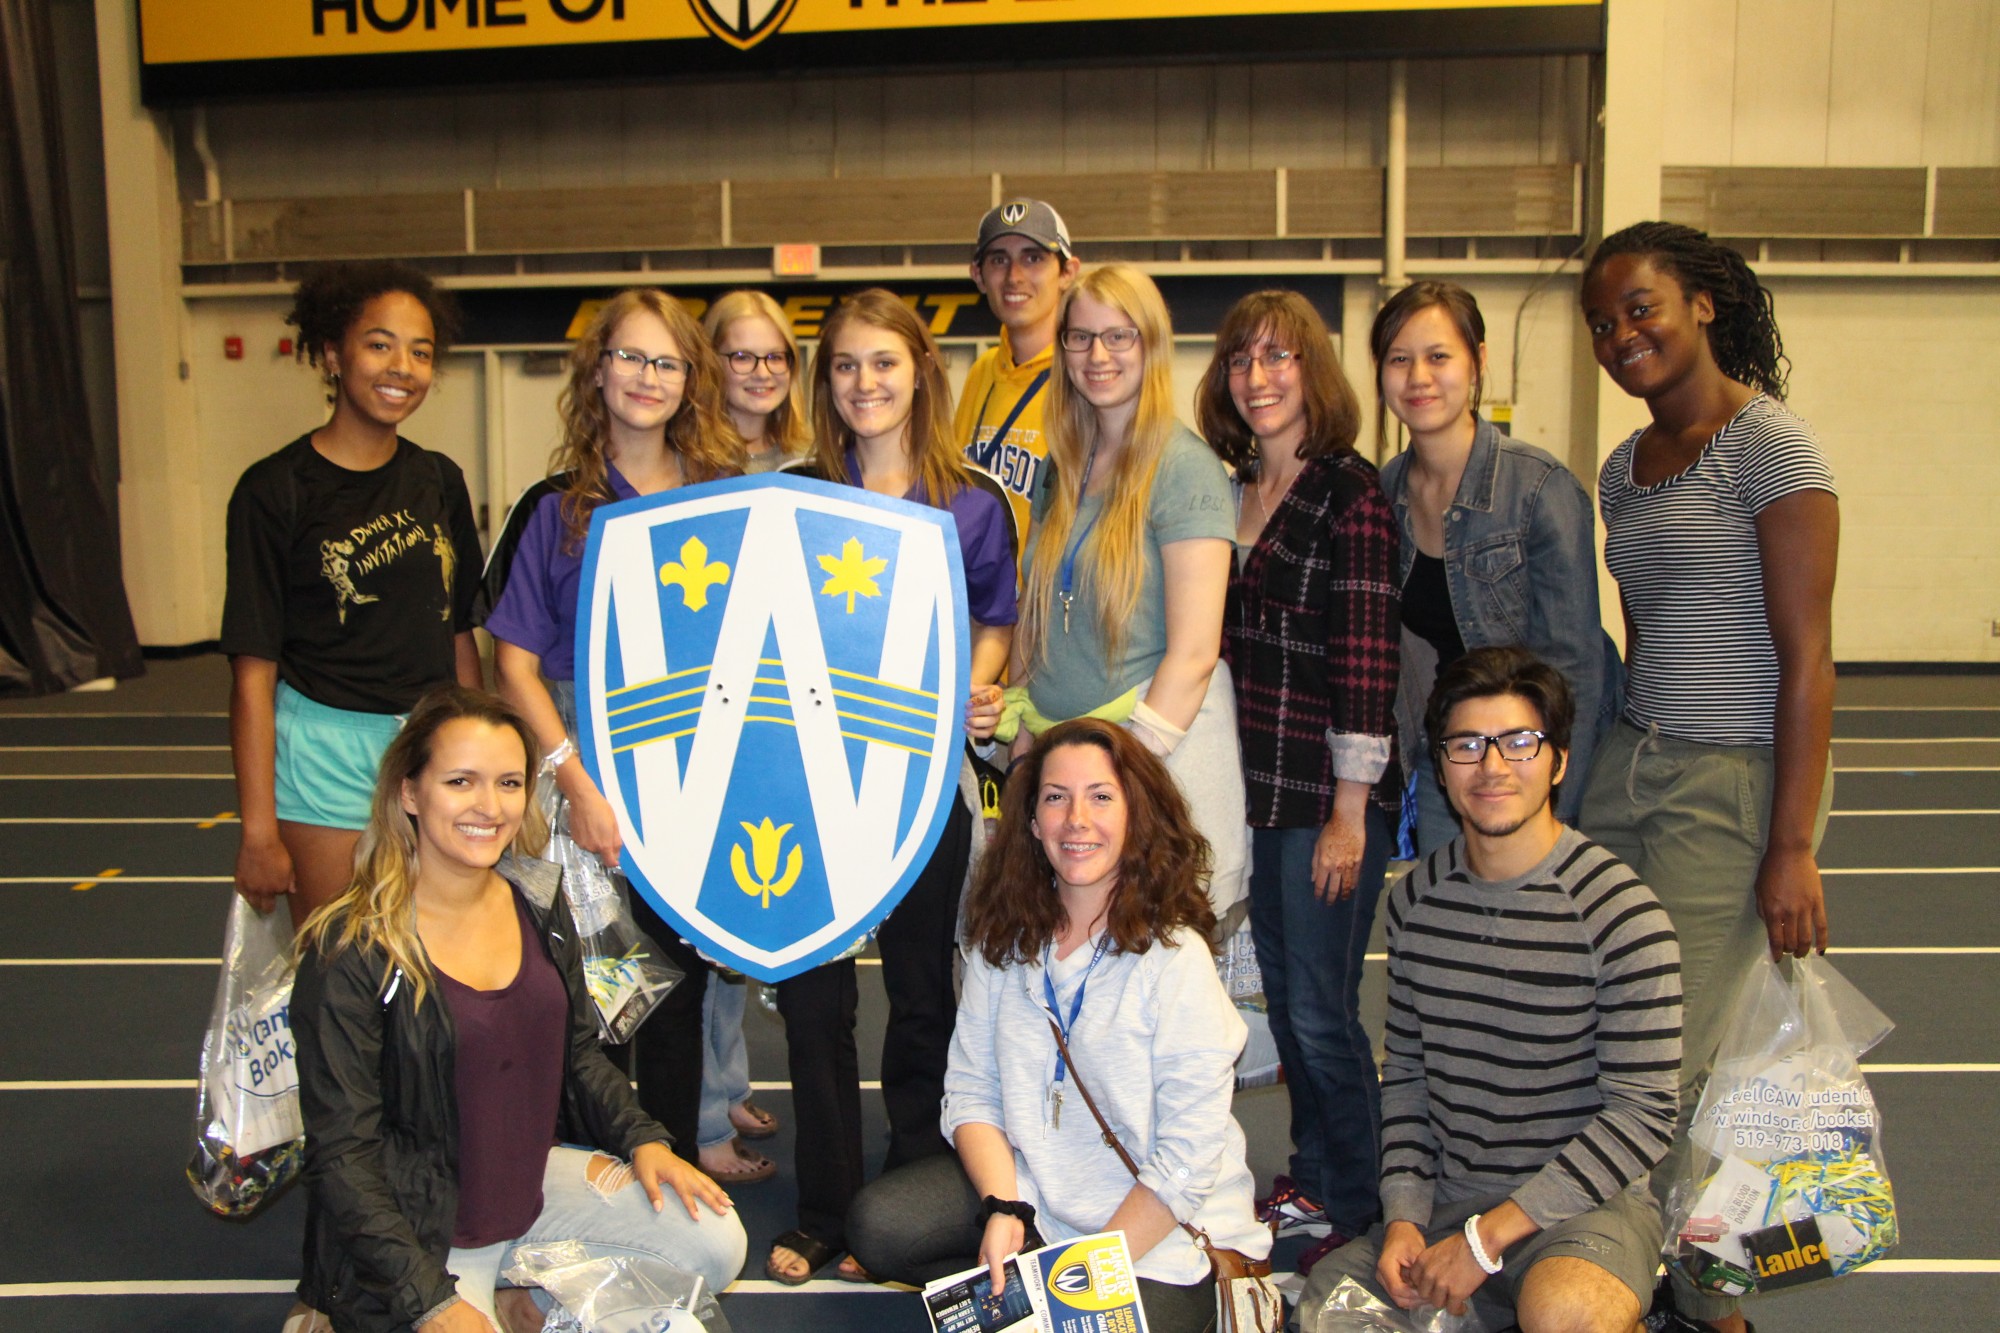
607;685;704;718
826;666;938;701
747;696;794;709
834;710;935;741
610;705;702;737
607;663;709;698
611;720;932;759
831;688;937;721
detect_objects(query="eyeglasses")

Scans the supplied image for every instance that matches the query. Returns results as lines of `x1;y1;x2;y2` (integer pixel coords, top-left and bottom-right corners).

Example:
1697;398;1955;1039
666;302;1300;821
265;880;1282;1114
1226;348;1299;377
1060;326;1141;354
602;348;690;380
723;349;791;377
1437;729;1549;765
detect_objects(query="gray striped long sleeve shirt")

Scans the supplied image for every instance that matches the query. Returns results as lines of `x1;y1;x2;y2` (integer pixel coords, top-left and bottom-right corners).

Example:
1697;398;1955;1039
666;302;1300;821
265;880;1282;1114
1379;826;1683;1229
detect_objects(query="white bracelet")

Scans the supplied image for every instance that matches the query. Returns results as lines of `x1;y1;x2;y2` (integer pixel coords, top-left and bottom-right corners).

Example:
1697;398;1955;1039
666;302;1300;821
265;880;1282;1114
1463;1214;1503;1275
541;736;577;776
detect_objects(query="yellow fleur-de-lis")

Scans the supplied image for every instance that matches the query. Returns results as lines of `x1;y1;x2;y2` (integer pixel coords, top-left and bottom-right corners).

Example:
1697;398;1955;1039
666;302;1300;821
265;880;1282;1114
731;817;804;909
659;536;731;611
817;537;887;614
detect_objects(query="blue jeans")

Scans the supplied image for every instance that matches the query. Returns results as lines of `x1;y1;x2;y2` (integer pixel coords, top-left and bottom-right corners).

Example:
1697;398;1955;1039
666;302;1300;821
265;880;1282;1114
445;1145;746;1326
1411;750;1460;858
1248;809;1392;1236
697;976;752;1150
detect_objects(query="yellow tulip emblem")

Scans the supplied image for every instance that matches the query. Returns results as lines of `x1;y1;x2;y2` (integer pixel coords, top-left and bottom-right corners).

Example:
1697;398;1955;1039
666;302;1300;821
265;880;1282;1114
731;817;805;909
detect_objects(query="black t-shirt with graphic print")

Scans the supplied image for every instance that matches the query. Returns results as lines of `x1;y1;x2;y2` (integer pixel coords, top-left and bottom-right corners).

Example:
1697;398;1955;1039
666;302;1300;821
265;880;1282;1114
221;434;483;715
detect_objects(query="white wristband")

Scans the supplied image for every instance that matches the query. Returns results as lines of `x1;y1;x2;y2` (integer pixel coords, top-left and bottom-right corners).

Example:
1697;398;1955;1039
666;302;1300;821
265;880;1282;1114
541;736;577;776
1463;1214;1503;1275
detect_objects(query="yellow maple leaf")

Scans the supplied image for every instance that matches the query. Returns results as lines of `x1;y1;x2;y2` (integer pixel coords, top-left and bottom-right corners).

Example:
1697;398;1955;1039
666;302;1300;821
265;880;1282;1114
817;537;887;613
659;536;730;612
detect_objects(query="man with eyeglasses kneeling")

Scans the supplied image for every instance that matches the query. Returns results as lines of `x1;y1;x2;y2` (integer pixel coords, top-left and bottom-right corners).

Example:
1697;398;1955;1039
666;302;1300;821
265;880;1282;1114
1299;646;1683;1333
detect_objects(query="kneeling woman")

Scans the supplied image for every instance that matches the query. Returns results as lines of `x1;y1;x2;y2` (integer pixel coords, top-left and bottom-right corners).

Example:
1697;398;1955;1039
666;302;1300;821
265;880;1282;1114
848;719;1268;1333
291;689;746;1333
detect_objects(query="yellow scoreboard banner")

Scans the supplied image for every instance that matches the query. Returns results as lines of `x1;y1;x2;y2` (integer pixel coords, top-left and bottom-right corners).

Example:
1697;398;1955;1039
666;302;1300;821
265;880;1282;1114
138;1;1603;101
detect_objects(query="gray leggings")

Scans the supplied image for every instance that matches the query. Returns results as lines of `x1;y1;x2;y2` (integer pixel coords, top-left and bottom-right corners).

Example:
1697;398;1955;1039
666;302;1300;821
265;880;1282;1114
845;1153;1217;1333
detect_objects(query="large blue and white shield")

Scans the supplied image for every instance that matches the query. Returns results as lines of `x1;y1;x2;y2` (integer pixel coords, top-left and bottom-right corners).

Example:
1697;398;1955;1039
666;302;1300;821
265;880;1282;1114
574;473;969;982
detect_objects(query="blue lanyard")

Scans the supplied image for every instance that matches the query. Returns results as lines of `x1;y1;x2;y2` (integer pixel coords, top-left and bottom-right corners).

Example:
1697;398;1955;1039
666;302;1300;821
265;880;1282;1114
1041;934;1112;1086
1056;441;1104;630
974;369;1050;460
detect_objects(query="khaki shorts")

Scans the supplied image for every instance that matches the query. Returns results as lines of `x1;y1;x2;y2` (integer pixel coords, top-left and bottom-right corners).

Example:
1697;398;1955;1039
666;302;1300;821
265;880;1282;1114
1296;1189;1661;1333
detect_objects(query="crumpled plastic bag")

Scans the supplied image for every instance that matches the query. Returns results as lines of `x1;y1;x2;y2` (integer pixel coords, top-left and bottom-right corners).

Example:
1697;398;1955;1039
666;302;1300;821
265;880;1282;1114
539;780;683;1044
186;895;304;1216
1311;1276;1471;1332
1665;953;1898;1297
503;1241;722;1332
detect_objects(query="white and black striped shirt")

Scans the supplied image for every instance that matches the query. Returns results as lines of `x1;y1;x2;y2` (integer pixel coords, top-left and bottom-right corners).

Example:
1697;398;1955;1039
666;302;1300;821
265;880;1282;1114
1600;395;1836;746
1379;828;1682;1229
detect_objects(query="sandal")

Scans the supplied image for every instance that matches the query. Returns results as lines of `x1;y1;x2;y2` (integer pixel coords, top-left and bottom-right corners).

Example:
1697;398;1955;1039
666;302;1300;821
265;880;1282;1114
836;1254;876;1283
698;1138;776;1185
766;1229;838;1286
729;1098;780;1140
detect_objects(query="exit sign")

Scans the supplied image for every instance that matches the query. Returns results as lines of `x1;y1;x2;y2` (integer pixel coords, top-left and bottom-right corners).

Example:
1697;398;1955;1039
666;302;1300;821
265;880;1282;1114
772;244;820;277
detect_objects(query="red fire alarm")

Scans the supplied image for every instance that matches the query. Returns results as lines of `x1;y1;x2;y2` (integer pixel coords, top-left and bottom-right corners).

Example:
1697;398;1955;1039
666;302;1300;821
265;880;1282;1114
224;336;244;360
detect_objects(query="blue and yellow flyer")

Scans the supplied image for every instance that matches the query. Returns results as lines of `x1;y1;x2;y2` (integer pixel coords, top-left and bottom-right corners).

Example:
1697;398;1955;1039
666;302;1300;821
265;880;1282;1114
920;1232;1147;1333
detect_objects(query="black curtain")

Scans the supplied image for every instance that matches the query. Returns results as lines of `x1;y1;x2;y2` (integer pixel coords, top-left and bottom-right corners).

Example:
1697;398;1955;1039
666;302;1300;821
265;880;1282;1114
0;0;141;695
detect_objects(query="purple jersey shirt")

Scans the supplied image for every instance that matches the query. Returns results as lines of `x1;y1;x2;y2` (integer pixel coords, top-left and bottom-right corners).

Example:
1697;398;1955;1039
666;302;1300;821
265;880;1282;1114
483;466;641;682
840;451;1019;628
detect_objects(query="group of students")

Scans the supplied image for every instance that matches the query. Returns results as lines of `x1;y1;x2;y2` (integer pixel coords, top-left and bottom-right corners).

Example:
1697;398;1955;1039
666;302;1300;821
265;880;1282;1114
221;197;1836;1333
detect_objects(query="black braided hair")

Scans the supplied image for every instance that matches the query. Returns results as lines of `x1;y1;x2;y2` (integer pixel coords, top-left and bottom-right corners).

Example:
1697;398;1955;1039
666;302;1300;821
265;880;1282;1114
285;261;465;368
1585;221;1789;399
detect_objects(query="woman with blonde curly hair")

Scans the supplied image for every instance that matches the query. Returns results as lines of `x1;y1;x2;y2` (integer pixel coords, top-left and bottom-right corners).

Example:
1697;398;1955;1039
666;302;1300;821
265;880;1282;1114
483;287;742;1160
1004;264;1246;920
292;686;745;1333
847;719;1268;1332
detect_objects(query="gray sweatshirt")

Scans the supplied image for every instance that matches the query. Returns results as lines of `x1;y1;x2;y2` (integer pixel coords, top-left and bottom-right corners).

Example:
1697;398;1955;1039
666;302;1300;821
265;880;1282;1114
1380;826;1683;1229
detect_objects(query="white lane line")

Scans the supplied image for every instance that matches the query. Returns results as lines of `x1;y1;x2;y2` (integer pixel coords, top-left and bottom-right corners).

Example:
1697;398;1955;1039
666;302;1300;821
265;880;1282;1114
0;1080;196;1091
1834;737;2000;744
0;816;238;824
1828;946;2000;954
0;1280;298;1297
0;958;220;966
0;876;231;884
1862;1064;2000;1073
0;774;233;780
1836;766;2000;773
1830;809;2000;816
725;1279;917;1294
1820;867;2000;875
0;745;228;752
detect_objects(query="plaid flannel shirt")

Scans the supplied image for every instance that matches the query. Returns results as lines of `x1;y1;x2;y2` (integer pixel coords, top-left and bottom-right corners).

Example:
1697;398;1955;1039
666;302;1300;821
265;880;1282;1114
1223;451;1402;826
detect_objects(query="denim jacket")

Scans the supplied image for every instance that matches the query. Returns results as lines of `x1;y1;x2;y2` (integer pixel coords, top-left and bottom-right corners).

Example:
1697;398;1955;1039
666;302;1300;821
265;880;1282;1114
1379;417;1621;820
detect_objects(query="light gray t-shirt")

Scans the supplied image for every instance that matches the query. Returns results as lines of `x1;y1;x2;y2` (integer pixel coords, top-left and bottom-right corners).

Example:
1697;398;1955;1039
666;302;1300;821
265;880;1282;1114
1024;424;1232;720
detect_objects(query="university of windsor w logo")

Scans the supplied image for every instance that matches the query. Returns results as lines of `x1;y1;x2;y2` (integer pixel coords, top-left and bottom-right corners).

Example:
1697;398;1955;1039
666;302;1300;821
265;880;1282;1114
576;474;970;982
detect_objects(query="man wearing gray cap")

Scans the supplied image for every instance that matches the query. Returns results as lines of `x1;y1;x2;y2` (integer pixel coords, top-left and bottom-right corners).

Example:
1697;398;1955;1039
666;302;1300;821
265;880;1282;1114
955;198;1081;557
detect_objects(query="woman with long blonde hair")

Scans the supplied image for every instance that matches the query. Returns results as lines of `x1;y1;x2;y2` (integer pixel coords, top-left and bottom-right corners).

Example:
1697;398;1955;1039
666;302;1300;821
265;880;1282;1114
483;287;741;1162
754;289;1017;1286
292;687;745;1333
703;289;810;471
1005;264;1246;917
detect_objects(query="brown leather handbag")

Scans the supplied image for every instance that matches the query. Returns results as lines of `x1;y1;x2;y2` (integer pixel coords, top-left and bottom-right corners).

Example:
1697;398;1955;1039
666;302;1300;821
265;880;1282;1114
1044;1017;1284;1333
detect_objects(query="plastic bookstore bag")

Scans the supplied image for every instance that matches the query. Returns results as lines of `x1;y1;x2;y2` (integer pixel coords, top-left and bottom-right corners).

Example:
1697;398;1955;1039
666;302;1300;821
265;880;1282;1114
1666;953;1899;1298
1311;1277;1470;1333
187;896;304;1217
504;1241;723;1332
541;817;684;1044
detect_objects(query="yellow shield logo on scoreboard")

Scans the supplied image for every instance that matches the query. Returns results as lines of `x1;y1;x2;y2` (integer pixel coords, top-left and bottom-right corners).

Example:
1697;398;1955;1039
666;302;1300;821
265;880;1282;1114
688;0;800;51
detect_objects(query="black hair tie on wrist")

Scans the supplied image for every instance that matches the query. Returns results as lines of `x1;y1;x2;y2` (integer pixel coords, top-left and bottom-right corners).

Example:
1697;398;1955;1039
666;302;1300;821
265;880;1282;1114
978;1196;1045;1249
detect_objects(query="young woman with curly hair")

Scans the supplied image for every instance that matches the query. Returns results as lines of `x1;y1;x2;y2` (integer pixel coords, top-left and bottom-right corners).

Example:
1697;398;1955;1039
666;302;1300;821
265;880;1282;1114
483;288;743;1162
1578;222;1838;1333
223;261;483;940
1196;289;1403;1274
757;289;1017;1286
291;687;745;1333
846;719;1269;1333
1004;264;1246;920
